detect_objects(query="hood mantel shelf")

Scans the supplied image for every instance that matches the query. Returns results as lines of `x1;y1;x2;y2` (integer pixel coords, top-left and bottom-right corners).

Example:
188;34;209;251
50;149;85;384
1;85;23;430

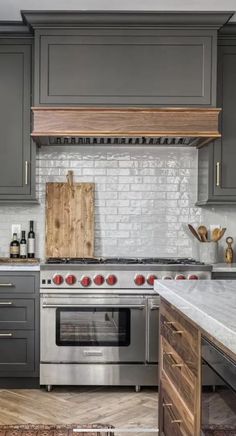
31;107;221;148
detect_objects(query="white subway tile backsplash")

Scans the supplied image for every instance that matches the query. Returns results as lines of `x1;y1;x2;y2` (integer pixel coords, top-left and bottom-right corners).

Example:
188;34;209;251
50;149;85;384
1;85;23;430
0;145;235;260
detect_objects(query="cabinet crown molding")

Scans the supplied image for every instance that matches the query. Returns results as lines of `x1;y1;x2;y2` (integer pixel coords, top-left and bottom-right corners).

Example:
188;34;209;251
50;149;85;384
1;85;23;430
21;11;233;30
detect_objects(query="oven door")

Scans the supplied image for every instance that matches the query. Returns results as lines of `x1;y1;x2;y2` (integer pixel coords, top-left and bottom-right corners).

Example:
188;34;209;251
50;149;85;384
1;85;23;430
40;294;146;363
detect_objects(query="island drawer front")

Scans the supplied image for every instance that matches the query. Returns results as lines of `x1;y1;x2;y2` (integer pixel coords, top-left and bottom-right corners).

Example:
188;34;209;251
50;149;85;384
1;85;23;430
161;373;194;436
160;299;199;376
0;276;35;294
0;299;34;329
162;337;196;413
161;393;184;436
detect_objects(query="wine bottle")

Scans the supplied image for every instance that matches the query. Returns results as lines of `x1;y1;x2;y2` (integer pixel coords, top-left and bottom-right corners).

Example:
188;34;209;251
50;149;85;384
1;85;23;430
10;233;20;258
20;231;27;259
28;221;35;258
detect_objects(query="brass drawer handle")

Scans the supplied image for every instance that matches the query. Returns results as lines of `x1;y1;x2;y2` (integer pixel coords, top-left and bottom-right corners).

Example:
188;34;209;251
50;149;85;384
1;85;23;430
172;330;184;335
0;333;13;337
0;283;14;287
164;351;174;356
164;321;176;326
216;161;220;187
0;302;13;305
171;363;184;368
163;403;173;407
171;420;182;424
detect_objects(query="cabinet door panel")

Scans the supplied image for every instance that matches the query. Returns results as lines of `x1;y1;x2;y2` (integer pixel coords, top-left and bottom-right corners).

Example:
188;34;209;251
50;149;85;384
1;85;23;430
0;330;34;374
213;46;236;197
0;43;34;199
0;299;34;329
36;33;215;106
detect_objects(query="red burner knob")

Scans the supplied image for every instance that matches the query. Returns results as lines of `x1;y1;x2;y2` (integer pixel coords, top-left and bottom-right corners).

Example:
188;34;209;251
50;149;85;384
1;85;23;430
53;274;63;285
106;274;117;286
65;274;76;285
147;275;157;286
188;274;199;280
80;276;91;287
134;274;145;286
175;274;186;280
94;274;105;286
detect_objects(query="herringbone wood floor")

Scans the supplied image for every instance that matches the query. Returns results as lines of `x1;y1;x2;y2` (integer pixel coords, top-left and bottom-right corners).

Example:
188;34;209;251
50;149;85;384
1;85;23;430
0;387;158;432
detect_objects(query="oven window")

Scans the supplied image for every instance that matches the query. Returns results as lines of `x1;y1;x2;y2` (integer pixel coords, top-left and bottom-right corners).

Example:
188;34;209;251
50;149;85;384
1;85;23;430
56;308;130;346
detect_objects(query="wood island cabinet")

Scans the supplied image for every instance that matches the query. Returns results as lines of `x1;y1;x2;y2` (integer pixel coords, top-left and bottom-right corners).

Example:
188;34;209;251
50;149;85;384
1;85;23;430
159;299;201;435
159;297;236;435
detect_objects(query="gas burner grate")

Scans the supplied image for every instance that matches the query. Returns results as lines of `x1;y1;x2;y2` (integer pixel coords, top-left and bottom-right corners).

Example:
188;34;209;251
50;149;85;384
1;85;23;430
46;257;101;264
101;257;140;264
139;257;205;265
45;257;205;266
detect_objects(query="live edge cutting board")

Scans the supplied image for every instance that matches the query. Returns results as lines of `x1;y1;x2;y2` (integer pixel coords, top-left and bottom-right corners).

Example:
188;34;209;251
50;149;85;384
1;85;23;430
46;182;94;258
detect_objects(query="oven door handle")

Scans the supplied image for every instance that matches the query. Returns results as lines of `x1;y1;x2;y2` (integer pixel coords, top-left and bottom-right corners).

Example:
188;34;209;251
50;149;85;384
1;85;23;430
42;304;146;309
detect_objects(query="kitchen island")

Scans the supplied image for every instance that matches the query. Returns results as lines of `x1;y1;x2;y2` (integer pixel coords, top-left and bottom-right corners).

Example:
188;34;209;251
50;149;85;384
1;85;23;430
154;280;236;436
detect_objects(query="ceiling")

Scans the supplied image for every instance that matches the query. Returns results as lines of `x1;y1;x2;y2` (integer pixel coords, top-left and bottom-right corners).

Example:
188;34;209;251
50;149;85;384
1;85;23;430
0;0;235;22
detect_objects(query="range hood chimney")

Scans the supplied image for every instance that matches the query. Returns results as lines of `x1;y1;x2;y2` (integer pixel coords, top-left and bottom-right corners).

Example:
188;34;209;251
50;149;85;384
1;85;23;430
31;107;221;148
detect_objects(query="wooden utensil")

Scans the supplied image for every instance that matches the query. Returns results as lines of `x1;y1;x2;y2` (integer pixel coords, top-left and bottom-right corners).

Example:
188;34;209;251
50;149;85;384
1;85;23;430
46;175;94;258
216;227;226;242
197;225;208;242
188;224;201;241
212;227;221;242
225;236;234;264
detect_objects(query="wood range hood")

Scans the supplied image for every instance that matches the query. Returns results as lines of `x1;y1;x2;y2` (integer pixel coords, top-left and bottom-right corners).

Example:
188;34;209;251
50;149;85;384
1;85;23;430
31;106;221;148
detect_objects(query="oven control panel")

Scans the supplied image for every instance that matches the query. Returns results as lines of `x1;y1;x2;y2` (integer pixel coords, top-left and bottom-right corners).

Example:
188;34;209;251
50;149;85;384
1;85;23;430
40;267;212;290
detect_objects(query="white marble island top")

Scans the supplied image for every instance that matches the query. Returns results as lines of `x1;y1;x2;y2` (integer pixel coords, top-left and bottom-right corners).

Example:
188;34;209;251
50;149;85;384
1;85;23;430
154;280;236;360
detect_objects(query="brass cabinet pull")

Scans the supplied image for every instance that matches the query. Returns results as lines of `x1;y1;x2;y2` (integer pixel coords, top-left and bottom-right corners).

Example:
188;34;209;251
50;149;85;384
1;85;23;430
164;321;176;326
0;283;13;287
163;403;173;407
25;161;29;185
172;330;184;335
216;161;220;187
0;333;13;337
171;363;184;368
0;302;13;305
164;351;174;356
171;419;182;424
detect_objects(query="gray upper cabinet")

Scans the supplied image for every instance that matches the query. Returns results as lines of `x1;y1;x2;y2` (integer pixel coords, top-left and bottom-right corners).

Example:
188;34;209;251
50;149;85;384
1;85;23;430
0;36;36;202
21;11;232;107
35;31;216;107
197;25;236;205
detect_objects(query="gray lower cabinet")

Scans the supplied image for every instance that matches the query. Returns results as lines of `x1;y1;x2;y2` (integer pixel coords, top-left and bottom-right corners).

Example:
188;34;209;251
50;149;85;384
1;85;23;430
0;37;36;202
197;26;236;205
0;271;39;387
0;331;35;374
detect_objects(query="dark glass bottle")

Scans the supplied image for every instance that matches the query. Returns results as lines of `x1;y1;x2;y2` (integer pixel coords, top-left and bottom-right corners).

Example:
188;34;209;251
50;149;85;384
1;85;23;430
20;231;27;259
10;233;20;258
28;221;35;258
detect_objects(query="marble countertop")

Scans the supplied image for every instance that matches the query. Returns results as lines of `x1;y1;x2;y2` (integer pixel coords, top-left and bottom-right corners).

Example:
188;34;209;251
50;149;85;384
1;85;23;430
212;263;236;272
0;264;40;271
154;280;236;360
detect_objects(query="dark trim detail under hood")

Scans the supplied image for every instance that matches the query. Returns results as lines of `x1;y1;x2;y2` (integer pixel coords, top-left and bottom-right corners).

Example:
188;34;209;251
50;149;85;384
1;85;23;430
31;107;221;148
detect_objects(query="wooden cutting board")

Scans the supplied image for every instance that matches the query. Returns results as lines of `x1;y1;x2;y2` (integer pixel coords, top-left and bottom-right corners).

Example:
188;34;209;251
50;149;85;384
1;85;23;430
46;182;94;258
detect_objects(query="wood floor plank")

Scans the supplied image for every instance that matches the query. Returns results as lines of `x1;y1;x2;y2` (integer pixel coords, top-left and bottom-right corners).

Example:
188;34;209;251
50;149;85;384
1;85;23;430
0;387;159;431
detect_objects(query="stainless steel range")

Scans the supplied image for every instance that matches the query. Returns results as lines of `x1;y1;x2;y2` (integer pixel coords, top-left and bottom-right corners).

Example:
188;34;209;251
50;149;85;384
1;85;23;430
40;257;212;391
